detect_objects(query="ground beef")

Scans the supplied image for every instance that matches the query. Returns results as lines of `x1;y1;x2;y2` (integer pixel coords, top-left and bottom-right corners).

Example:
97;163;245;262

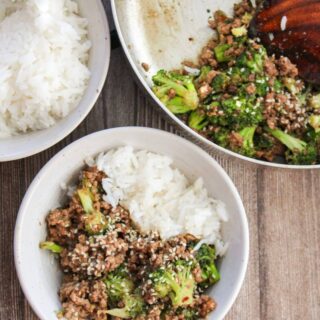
246;83;256;95
263;91;308;133
234;0;252;17
59;278;107;320
46;208;74;245
198;83;213;100
196;295;217;318
264;57;279;77
60;232;128;277
276;56;299;78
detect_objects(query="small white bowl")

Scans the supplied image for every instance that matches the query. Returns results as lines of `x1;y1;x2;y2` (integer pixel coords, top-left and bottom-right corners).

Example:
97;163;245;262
14;127;249;320
0;0;110;162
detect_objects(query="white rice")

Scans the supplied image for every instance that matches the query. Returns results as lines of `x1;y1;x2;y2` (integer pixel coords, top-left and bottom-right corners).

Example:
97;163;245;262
280;15;287;31
0;0;91;138
96;146;228;256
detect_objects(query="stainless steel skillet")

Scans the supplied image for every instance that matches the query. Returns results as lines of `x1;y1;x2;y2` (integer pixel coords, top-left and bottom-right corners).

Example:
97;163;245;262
111;0;320;169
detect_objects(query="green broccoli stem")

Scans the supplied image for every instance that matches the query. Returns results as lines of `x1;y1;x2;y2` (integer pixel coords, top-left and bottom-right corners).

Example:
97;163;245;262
239;126;256;150
77;188;108;235
188;110;208;130
106;308;130;319
77;188;94;213
267;128;307;152
214;44;231;63
39;241;63;253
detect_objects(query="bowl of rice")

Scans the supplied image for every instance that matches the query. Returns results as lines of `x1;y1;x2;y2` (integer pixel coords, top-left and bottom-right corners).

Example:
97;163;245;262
0;0;110;161
15;127;249;320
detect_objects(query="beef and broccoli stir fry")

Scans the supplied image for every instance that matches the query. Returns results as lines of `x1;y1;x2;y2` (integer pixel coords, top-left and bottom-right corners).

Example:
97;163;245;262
40;166;221;320
152;0;320;165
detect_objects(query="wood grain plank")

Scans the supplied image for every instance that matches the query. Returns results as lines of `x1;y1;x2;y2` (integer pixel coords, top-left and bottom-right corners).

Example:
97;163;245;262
258;168;320;320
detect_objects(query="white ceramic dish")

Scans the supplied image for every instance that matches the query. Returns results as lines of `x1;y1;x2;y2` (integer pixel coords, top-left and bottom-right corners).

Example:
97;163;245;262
111;0;320;169
0;0;110;162
15;127;249;320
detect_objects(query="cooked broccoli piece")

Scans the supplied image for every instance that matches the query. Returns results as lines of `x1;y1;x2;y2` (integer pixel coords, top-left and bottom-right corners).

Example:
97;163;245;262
85;211;108;235
214;44;232;63
77;188;94;214
174;308;198;320
77;188;108;235
309;93;320;109
273;79;283;93
283;77;300;95
232;26;247;37
210;96;262;128
149;260;196;307
211;73;230;93
236;47;266;74
230;126;257;157
106;294;145;319
104;265;134;303
268;128;317;165
241;12;253;25
228;66;250;84
188;110;208;130
309;115;320;133
267;128;306;152
149;268;171;298
195;244;220;289
254;76;268;96
210;127;230;148
195;66;211;86
152;70;199;113
39;241;63;253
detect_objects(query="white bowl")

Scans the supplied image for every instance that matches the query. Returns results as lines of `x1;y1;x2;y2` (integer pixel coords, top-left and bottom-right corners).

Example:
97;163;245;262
14;127;249;320
0;0;110;162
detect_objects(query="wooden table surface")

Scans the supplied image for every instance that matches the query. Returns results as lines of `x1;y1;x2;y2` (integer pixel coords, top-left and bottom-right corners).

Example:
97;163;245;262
0;2;319;320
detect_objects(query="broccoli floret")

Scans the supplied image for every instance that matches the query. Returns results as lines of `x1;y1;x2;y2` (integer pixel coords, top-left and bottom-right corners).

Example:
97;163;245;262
273;79;283;93
152;70;199;113
211;73;230;93
230;126;257;157
283;77;301;95
255;76;268;96
268;128;317;165
210;127;230;148
77;188;108;235
309;93;320;109
149;260;196;307
178;308;199;320
241;12;253;25
214;96;262;128
188;110;208;130
104;265;134;303
236;47;266;74
39;241;63;253
195;66;211;86
85;211;108;235
228;66;250;84
195;244;220;289
149;268;171;298
214;44;232;63
231;26;247;37
309;115;320;133
106;294;145;319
